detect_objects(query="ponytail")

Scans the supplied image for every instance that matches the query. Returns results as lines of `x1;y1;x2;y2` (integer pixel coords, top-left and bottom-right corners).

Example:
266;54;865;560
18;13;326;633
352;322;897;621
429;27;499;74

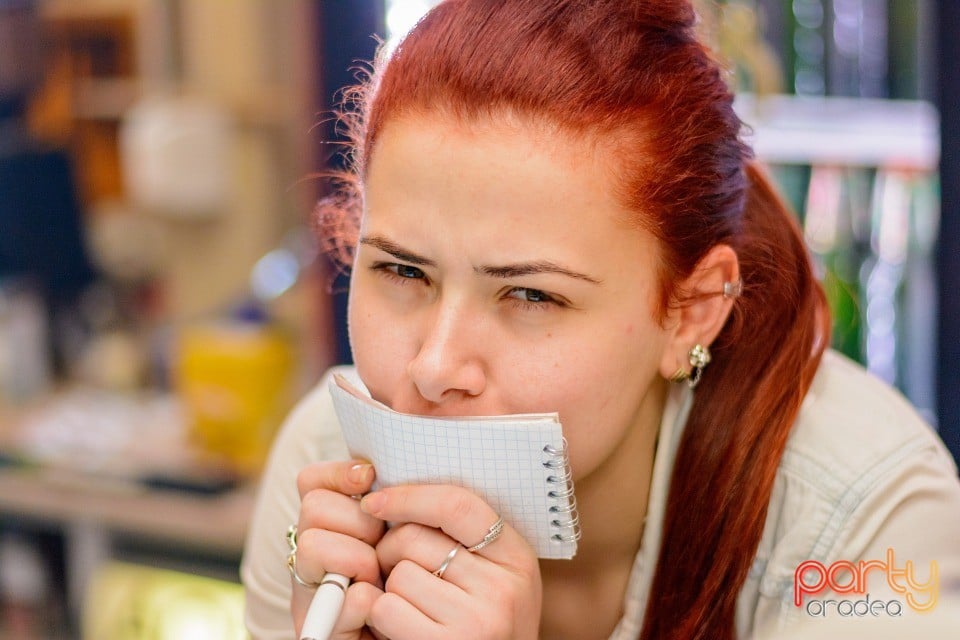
640;163;830;639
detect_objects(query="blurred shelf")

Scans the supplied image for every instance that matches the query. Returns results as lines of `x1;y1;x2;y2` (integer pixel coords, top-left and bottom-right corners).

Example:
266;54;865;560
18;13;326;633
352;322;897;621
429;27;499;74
40;0;140;21
177;84;304;129
0;466;255;556
735;94;940;171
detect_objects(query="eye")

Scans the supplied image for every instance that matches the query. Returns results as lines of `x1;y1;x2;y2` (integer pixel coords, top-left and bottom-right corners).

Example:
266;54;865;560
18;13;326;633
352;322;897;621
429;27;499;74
393;264;426;279
504;287;563;310
371;262;428;284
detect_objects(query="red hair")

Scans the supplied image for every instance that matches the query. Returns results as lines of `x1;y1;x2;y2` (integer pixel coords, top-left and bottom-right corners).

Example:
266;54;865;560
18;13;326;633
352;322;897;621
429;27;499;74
316;1;830;637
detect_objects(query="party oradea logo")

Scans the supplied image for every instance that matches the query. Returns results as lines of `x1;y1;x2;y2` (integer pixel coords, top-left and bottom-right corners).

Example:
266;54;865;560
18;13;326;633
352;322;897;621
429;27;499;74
794;549;938;617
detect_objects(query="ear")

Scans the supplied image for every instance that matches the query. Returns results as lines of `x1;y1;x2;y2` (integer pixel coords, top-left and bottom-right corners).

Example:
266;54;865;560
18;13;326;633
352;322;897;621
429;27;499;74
658;244;740;379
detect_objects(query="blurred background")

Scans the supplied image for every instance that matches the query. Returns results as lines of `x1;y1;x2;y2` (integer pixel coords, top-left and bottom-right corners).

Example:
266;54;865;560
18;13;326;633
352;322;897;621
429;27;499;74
0;1;956;638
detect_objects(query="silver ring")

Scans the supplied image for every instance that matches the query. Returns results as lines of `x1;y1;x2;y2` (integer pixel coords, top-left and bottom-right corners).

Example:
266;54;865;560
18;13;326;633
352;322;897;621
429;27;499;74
466;516;504;553
432;544;461;579
286;524;322;589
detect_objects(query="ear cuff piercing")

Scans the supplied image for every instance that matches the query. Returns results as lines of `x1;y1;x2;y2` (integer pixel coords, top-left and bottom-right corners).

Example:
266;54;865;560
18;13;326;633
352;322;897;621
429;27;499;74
722;279;743;299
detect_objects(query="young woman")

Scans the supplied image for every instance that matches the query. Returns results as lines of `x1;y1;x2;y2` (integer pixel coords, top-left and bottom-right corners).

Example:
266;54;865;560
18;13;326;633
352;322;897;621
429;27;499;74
242;1;960;638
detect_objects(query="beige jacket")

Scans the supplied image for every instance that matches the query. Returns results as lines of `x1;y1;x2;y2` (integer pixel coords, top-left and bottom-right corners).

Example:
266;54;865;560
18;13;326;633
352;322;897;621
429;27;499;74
242;351;960;638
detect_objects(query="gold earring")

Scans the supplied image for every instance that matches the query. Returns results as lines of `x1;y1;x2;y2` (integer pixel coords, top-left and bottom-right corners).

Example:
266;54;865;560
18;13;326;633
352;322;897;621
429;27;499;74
687;344;711;389
669;367;688;383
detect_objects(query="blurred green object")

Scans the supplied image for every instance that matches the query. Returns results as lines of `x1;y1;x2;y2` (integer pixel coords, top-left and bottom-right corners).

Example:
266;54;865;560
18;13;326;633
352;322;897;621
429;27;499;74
802;166;866;362
821;252;863;360
82;562;246;640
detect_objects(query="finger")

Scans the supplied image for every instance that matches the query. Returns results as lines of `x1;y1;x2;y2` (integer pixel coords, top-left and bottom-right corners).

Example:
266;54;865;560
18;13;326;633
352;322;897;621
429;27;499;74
376;523;455;576
369;590;445;640
382;558;472;624
329;581;383;640
297;460;375;499
300;488;384;546
295;527;382;587
291;580;315;631
360;486;528;564
376;523;487;590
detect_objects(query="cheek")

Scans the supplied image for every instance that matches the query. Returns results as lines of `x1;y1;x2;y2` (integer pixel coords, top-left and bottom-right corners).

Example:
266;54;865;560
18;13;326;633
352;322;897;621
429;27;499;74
534;324;665;476
499;314;664;406
347;286;417;394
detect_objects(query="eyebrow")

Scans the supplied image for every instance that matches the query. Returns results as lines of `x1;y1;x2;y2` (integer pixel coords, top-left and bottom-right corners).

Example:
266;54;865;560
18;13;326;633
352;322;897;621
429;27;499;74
360;235;437;267
359;234;602;285
476;261;602;284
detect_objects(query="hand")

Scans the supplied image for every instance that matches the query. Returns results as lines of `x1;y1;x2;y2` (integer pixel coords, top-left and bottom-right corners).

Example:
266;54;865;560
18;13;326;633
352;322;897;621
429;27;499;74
293;460;386;639
361;485;543;640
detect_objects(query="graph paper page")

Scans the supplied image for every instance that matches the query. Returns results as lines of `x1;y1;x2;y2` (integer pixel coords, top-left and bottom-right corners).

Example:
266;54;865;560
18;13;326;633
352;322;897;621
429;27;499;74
328;375;578;559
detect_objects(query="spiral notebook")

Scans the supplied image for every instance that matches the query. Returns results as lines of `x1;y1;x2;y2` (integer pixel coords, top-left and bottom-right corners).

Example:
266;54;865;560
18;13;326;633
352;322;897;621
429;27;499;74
328;374;580;559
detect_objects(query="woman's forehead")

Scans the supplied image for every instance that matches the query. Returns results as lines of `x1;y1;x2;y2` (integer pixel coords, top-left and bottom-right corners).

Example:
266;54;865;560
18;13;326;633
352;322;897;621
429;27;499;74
359;116;660;279
364;114;636;219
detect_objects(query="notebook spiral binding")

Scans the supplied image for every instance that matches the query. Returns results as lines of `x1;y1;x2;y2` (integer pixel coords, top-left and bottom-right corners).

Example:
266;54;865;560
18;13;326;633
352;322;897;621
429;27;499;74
542;439;582;544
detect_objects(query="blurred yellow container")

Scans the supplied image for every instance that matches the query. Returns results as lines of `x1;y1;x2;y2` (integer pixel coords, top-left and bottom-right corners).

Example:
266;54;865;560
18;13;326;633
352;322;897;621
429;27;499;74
83;562;246;640
174;322;295;475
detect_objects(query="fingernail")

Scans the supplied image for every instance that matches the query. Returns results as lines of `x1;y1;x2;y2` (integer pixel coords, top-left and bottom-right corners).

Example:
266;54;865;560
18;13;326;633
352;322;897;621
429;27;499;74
360;492;385;514
348;463;373;485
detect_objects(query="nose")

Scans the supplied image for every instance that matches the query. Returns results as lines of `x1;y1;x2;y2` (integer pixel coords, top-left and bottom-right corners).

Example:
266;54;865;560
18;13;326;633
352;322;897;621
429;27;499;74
407;301;486;404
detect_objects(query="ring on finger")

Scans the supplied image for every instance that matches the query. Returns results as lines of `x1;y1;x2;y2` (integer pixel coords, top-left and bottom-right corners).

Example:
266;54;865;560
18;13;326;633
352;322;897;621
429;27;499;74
432;544;461;580
466;516;505;553
286;524;322;589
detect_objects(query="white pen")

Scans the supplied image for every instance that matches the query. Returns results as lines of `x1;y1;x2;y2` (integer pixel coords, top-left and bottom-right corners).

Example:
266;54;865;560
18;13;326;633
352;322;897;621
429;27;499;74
300;573;351;640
